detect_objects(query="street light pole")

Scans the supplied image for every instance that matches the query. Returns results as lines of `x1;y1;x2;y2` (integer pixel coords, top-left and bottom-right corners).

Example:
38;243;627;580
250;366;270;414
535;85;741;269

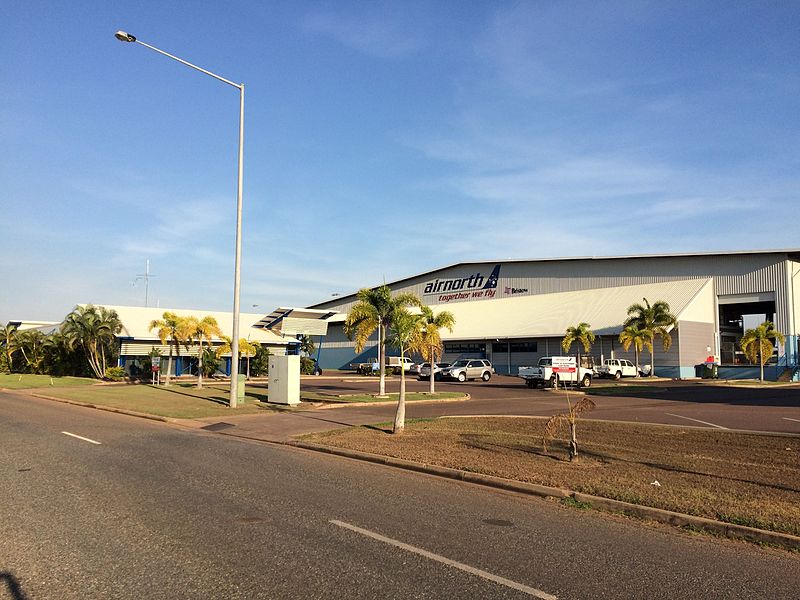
115;30;245;408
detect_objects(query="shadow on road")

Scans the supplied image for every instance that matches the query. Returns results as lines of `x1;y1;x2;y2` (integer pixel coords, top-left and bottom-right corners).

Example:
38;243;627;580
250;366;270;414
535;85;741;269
587;384;800;408
1;572;30;600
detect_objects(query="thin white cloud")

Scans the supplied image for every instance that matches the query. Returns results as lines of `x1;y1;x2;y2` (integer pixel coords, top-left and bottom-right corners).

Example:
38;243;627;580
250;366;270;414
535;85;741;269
304;6;424;59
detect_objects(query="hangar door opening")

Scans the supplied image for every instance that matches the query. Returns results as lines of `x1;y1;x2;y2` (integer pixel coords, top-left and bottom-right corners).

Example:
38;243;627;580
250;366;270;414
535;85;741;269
718;293;776;365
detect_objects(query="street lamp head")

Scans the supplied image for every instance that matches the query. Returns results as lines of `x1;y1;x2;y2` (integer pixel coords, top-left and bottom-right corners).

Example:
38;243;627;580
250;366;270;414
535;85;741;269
115;30;137;43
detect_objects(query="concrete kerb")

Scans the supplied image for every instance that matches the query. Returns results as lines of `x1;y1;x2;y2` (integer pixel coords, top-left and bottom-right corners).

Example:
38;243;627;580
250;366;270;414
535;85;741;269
313;393;470;409
288;439;800;552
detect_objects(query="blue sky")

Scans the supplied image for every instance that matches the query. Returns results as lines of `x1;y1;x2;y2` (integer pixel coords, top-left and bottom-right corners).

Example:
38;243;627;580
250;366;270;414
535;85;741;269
2;1;799;322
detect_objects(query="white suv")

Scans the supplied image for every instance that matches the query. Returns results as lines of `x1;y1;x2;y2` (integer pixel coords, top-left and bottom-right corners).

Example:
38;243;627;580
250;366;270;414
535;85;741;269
442;359;493;382
597;359;638;379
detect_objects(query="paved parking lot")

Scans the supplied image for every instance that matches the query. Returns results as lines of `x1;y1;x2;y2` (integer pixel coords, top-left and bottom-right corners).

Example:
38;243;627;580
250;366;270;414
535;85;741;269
302;374;800;435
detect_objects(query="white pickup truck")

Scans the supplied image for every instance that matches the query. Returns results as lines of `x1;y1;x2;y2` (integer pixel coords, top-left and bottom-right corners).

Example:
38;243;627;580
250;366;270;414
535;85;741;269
596;358;638;379
387;356;415;372
518;356;595;388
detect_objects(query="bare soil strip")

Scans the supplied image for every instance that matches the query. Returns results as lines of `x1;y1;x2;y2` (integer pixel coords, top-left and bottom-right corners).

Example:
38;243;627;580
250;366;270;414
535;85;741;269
304;417;800;537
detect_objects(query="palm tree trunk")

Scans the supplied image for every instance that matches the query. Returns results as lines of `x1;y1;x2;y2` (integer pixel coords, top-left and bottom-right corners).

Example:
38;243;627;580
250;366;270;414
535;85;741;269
759;346;764;382
394;355;406;434
651;346;656;377
378;323;386;396
166;345;173;386
429;343;435;394
634;346;640;377
197;339;204;389
568;420;578;461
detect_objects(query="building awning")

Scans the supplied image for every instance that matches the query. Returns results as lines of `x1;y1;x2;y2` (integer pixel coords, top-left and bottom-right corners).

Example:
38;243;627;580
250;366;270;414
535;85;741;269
254;307;339;336
426;278;714;340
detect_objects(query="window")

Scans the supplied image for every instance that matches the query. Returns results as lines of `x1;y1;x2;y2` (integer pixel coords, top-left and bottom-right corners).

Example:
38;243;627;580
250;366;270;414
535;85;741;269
444;343;486;354
491;341;538;353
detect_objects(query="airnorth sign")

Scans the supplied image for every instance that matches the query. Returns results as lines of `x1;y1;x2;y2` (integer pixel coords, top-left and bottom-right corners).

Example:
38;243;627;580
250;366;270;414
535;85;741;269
423;265;501;303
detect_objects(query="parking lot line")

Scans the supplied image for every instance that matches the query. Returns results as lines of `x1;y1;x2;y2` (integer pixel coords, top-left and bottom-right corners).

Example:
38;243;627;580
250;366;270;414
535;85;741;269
329;519;557;599
664;413;728;429
782;417;800;423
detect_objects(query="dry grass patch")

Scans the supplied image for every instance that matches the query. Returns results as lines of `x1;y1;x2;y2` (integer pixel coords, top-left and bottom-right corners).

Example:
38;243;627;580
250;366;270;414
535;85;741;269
304;417;800;536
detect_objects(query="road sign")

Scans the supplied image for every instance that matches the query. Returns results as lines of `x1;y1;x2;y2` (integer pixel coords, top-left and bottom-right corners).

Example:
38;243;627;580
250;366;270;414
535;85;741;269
552;356;576;373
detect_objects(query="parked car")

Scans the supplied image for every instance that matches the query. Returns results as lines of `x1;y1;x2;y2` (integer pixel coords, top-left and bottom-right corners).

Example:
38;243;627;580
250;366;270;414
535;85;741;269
518;356;594;388
596;358;638;379
387;356;415;372
409;362;424;376
441;359;493;382
417;362;451;380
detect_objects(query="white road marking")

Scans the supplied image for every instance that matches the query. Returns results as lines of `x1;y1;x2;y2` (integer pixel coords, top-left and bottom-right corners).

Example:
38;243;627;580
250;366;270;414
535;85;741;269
664;413;728;430
329;520;557;599
782;417;800;423
61;431;102;445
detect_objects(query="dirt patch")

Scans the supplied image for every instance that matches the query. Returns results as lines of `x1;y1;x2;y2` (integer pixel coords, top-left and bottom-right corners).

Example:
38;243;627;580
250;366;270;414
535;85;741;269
304;417;800;536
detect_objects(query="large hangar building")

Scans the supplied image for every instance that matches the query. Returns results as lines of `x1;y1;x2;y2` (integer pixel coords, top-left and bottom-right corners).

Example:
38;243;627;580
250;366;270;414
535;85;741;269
310;249;800;381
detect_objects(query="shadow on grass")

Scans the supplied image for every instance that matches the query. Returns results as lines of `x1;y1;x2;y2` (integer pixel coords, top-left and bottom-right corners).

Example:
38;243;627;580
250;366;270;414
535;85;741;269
462;430;800;494
459;433;566;462
150;384;230;406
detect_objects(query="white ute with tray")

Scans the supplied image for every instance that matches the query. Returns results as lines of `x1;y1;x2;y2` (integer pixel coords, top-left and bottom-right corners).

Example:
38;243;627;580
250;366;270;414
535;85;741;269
518;356;595;388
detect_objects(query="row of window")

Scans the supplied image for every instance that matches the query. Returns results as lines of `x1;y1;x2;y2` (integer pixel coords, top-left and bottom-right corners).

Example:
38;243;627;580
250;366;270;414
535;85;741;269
443;342;539;354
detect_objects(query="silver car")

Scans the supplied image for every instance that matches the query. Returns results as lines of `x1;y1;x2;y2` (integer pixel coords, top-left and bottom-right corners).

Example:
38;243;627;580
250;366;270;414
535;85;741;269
417;362;450;380
441;359;493;382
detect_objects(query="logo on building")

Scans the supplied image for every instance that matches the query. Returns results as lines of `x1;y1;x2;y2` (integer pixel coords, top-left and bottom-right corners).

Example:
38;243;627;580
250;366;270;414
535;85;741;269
424;265;501;303
504;286;528;295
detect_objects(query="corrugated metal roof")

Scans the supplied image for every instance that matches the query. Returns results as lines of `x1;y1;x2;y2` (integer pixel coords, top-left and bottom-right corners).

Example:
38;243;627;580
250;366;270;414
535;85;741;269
308;248;797;309
81;305;291;345
433;279;712;340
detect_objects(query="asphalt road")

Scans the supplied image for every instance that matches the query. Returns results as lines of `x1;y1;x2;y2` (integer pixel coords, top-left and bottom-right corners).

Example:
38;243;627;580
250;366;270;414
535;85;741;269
2;391;799;599
301;375;800;434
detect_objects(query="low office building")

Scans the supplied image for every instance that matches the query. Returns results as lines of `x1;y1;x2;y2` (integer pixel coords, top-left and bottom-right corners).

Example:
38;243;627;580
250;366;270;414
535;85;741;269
309;249;800;381
103;305;291;377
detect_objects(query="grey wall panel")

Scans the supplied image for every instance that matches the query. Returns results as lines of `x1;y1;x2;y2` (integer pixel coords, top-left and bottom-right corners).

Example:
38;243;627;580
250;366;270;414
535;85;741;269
677;321;716;366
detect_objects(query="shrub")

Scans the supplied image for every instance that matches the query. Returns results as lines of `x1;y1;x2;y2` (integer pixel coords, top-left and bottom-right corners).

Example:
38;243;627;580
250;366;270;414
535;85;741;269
250;346;270;376
105;366;126;381
300;356;318;375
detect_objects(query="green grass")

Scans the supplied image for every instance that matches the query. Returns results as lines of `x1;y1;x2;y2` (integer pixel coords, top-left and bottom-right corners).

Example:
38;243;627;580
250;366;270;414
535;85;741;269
31;382;281;419
0;374;96;390
302;391;466;403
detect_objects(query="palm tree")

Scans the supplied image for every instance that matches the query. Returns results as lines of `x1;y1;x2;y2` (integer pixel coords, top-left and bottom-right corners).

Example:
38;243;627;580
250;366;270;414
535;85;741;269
418;306;455;394
62;305;123;379
15;329;46;373
385;308;425;434
344;285;422;396
561;323;595;387
618;324;653;377
0;323;18;373
624;298;677;377
740;321;785;382
216;336;259;379
148;311;186;385
542;395;596;462
184;315;223;388
561;323;595;354
298;334;316;357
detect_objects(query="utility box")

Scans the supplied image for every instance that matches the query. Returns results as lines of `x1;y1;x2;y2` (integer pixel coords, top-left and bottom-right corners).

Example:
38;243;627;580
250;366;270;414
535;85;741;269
268;355;300;405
